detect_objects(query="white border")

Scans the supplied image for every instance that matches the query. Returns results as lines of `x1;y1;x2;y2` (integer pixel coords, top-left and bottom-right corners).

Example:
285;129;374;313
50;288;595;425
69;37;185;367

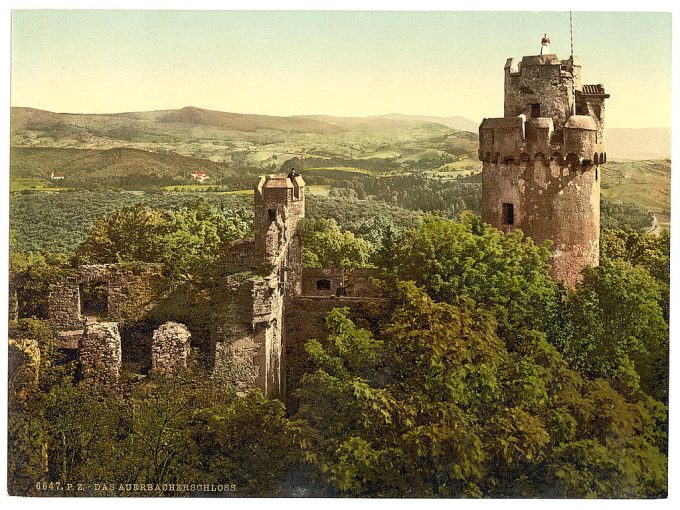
1;2;678;510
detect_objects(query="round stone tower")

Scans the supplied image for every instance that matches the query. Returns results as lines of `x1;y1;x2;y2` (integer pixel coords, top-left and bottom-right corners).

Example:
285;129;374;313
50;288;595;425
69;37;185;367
479;48;609;287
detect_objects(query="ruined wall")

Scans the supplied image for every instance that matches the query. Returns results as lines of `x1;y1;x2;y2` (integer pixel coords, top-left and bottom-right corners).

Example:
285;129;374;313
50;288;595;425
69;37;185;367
482;157;600;287
213;329;262;393
79;322;121;387
9;338;41;397
284;296;388;407
211;173;305;397
151;322;191;374
301;268;384;297
47;264;165;331
47;276;82;329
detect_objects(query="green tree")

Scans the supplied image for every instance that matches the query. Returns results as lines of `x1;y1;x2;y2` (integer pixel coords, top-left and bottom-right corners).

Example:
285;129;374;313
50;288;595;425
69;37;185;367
75;204;170;265
74;201;252;278
394;213;556;332
560;260;669;402
293;283;667;497
301;218;374;268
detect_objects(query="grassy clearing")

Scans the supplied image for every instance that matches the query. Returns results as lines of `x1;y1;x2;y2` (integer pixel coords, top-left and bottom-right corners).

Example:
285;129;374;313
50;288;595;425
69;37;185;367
161;184;232;192
213;185;329;197
10;177;69;192
306;185;331;196
223;189;254;195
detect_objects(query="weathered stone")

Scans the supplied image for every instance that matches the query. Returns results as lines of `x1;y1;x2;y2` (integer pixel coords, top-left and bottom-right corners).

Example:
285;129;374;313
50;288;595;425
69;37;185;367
47;276;82;329
213;332;262;393
301;267;383;297
211;173;306;397
151;322;191;374
8;285;19;323
480;50;607;287
79;322;121;387
47;263;165;330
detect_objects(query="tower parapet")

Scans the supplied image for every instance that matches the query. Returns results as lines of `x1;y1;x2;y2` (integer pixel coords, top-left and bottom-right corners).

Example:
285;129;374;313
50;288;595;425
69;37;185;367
481;46;609;287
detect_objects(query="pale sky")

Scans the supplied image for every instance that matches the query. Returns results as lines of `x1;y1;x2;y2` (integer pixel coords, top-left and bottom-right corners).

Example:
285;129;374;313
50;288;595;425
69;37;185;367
10;10;672;128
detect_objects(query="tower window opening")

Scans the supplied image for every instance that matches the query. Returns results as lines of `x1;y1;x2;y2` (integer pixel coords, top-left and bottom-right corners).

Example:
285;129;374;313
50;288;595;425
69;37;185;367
531;103;541;118
316;279;331;291
595;167;599;181
268;209;277;222
502;203;515;225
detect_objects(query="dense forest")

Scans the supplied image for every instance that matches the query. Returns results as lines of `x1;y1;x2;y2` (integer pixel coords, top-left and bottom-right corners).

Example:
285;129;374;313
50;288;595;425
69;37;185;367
8;194;669;497
10;172;652;254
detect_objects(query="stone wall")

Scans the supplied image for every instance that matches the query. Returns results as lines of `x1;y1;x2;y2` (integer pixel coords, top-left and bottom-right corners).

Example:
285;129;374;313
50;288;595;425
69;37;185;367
478;114;605;166
482;158;600;287
210;173;305;397
213;328;262;393
9;338;41;399
79;322;121;387
151;322;191;374
47;264;165;330
504;54;581;132
47;276;82;329
301;268;383;297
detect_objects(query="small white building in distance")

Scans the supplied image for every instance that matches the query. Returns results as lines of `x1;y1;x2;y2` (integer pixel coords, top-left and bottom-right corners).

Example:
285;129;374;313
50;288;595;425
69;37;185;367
50;171;65;180
191;171;210;182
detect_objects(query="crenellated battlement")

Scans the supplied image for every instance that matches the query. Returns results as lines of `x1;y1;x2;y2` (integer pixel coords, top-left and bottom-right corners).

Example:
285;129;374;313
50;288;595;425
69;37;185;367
478;113;606;167
482;44;608;287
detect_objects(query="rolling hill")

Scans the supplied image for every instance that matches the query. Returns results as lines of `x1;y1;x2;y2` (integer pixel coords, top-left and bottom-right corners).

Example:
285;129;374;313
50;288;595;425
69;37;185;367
381;113;479;133
10;146;243;189
10;106;477;173
601;159;671;229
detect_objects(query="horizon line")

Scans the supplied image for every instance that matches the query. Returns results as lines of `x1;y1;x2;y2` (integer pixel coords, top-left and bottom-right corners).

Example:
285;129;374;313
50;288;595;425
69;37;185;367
9;104;672;130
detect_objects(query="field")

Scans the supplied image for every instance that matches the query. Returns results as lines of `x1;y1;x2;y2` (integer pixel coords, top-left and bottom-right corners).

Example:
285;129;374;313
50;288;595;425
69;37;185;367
10;177;70;192
601;159;672;229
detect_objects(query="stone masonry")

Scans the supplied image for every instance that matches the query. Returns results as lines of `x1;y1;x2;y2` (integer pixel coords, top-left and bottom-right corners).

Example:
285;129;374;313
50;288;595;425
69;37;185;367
79;322;121;387
479;47;609;287
211;172;305;398
47;264;164;330
151;322;191;374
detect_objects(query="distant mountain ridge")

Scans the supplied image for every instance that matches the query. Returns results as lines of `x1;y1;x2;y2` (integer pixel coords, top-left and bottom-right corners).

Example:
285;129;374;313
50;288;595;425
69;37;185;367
10;106;670;161
381;113;479;133
11;106;463;137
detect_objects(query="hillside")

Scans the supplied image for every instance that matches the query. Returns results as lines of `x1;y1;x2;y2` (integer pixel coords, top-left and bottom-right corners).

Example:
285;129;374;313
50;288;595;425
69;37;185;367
381;113;479;133
10;106;477;172
10;146;244;189
8;106;670;233
601;159;672;229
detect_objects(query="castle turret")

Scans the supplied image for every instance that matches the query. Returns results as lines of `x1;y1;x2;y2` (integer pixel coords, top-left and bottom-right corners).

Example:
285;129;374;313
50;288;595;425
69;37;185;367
480;43;609;287
254;171;305;294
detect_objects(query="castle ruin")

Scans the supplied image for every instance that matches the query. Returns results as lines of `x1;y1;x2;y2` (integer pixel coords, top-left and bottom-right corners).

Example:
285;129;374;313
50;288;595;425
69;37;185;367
479;48;608;286
17;42;609;399
38;171;385;401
